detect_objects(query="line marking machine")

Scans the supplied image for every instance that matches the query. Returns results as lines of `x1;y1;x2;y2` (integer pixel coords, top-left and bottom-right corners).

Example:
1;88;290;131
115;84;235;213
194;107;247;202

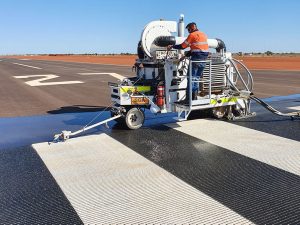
54;15;299;142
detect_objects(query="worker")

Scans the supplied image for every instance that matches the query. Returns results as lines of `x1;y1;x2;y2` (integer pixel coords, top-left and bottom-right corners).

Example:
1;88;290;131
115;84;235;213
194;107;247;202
168;22;209;100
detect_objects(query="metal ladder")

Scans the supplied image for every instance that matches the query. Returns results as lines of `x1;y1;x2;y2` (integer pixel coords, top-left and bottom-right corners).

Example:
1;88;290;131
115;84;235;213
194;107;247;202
175;59;212;121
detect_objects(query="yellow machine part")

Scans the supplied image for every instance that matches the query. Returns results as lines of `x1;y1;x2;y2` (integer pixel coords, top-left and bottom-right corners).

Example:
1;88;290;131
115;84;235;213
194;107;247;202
120;86;151;94
210;97;238;105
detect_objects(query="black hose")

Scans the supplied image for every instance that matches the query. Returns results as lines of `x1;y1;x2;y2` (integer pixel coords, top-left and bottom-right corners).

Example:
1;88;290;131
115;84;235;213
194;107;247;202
215;38;226;53
137;41;145;59
250;96;300;118
226;58;299;119
154;36;176;47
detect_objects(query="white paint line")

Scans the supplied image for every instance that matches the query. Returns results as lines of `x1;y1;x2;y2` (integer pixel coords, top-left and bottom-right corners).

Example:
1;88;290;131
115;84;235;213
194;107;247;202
288;106;300;111
14;74;83;86
0;60;2;62
167;119;300;176
78;72;126;80
33;134;250;224
60;61;131;67
13;62;42;70
19;58;31;61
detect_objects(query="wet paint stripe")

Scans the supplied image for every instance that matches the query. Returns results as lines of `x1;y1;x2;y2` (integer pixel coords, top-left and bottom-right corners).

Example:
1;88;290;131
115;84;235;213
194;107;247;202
167;119;300;176
230;101;300;142
33;134;251;224
0;146;83;224
109;125;300;224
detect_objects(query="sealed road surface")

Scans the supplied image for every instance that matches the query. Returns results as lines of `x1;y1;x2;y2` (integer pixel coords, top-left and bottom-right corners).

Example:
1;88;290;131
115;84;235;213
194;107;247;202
0;57;300;224
0;57;299;117
0;96;300;224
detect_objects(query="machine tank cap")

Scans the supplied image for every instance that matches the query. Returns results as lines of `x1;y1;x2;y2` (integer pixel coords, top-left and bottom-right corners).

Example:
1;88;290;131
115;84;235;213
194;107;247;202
179;14;184;21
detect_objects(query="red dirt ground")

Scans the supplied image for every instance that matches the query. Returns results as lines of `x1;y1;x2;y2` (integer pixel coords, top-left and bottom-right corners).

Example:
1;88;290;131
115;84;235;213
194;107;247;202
5;55;300;71
6;55;137;66
236;56;300;71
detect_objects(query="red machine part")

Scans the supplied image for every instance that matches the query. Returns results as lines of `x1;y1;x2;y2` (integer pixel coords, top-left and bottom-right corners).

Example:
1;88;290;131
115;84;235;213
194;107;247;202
156;85;165;107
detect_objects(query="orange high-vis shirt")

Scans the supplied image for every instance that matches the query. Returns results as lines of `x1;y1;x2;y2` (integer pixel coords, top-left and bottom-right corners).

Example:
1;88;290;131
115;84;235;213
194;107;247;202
181;30;209;52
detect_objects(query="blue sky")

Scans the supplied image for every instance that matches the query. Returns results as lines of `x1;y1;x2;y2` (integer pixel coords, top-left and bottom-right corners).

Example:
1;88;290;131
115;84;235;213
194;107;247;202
1;0;300;54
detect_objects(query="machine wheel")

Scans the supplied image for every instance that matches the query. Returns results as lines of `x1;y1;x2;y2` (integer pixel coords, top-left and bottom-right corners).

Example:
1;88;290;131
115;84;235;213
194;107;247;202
125;107;145;130
212;106;228;119
226;106;235;120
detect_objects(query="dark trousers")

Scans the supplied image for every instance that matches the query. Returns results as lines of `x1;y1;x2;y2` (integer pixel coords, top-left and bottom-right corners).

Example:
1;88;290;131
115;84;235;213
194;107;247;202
191;61;206;92
188;53;208;94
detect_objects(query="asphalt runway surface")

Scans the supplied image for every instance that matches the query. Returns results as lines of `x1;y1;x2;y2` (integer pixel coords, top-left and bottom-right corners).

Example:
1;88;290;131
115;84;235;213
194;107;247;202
1;58;300;224
0;57;299;117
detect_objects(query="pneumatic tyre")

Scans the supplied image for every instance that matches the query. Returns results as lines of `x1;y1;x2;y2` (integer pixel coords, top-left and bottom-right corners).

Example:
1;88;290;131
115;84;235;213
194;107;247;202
125;107;145;130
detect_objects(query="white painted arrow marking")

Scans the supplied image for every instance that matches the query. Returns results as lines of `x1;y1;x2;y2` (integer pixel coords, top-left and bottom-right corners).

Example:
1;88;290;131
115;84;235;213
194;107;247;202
78;72;126;80
14;74;84;86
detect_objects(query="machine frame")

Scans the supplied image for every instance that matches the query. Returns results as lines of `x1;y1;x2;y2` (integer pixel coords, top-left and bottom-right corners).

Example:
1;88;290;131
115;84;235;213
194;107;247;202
109;51;255;129
53;15;299;141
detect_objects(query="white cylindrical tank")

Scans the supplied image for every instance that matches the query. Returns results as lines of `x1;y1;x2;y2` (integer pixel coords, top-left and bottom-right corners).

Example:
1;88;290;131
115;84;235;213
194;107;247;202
178;14;184;37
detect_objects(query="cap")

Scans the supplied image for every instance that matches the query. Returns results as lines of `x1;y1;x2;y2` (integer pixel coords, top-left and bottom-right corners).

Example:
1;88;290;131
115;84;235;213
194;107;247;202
185;22;197;29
